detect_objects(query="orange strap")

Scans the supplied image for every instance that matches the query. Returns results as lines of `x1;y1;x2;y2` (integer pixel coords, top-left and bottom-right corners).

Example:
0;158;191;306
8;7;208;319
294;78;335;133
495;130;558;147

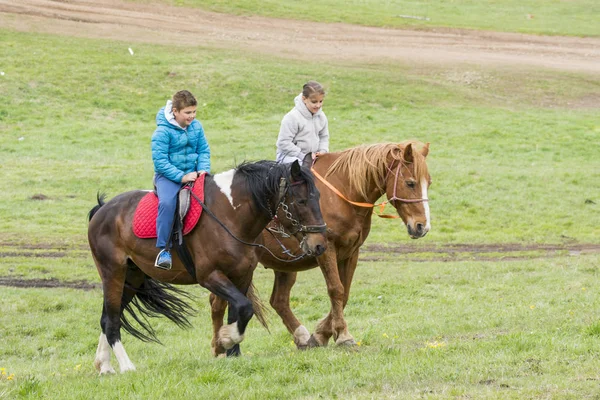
311;167;400;219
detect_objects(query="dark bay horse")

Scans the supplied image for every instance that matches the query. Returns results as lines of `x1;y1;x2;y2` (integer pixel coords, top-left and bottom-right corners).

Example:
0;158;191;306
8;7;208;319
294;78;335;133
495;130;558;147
88;160;327;374
210;141;430;355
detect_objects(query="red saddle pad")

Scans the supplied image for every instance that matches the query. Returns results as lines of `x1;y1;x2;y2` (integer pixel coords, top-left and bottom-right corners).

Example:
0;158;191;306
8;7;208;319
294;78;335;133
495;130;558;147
132;173;206;239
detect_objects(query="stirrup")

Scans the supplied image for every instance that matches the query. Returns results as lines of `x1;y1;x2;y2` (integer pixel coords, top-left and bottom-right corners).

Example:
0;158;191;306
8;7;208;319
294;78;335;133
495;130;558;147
154;249;172;270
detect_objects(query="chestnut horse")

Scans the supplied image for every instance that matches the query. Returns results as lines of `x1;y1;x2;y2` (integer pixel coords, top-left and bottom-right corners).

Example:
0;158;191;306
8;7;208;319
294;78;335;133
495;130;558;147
210;141;430;356
87;160;327;374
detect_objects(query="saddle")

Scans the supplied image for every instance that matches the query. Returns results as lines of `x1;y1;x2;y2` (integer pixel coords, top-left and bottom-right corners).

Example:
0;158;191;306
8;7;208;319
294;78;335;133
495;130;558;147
132;173;206;239
175;182;193;224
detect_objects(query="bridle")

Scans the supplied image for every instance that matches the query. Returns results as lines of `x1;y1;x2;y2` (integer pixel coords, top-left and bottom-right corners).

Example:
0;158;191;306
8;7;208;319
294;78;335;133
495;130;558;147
266;177;327;259
310;156;428;219
385;158;430;205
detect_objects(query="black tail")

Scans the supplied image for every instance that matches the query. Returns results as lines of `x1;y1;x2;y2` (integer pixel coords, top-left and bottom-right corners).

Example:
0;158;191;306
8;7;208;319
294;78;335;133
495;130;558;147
88;192;106;222
121;276;196;343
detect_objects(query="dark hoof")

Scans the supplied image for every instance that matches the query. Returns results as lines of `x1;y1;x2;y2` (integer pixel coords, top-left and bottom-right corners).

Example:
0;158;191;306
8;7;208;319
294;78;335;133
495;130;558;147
307;334;327;348
226;344;241;357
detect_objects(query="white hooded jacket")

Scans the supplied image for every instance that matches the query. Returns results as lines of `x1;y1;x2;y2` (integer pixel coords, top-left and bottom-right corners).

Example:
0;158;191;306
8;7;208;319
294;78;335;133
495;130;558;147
276;93;329;163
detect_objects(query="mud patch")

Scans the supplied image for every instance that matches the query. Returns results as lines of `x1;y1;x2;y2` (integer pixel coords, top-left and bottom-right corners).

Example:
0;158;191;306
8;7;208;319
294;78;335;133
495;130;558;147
362;243;600;262
0;277;99;290
0;251;67;258
364;243;600;254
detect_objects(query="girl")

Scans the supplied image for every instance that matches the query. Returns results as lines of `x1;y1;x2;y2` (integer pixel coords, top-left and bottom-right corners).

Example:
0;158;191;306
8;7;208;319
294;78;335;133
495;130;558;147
276;81;329;164
151;90;210;269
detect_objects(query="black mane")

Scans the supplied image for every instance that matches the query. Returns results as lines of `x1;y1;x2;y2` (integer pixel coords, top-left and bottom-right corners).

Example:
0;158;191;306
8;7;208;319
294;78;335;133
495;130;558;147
235;160;317;214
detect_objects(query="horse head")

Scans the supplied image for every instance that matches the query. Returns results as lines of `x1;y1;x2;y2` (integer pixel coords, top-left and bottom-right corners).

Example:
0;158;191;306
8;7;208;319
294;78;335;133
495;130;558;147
385;141;431;239
271;160;327;257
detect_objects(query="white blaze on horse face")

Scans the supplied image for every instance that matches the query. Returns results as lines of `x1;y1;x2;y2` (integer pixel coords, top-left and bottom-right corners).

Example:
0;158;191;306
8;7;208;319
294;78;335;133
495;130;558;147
421;177;431;231
214;169;236;207
112;340;136;373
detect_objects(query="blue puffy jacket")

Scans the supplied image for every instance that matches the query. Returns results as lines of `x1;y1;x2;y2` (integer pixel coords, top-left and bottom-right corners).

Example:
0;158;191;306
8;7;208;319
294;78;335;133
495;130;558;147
151;103;210;183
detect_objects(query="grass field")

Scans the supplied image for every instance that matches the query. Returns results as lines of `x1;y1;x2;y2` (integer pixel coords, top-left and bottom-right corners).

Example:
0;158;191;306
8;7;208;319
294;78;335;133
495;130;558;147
1;32;598;246
1;2;600;397
2;253;600;398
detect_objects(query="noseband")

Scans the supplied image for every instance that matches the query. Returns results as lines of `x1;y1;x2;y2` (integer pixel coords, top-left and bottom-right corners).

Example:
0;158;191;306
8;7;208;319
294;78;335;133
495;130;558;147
386;159;429;205
271;177;327;235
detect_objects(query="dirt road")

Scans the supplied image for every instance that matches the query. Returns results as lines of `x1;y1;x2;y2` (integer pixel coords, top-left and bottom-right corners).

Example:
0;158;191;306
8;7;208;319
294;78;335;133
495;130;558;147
1;0;599;73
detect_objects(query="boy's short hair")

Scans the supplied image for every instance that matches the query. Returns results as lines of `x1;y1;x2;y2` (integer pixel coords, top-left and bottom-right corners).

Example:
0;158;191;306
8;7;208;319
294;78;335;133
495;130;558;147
172;90;197;111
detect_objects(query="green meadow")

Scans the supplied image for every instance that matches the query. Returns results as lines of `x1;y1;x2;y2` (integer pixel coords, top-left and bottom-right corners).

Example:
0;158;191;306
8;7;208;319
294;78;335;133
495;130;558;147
1;2;600;397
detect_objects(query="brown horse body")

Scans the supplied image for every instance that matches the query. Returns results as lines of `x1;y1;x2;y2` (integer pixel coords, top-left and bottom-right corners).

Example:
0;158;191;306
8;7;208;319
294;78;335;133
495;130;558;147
210;141;430;355
88;160;327;373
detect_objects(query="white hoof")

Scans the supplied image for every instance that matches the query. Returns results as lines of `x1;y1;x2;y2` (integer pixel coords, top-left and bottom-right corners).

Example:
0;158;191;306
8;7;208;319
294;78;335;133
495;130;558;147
119;364;137;373
293;325;311;348
218;322;244;350
335;332;357;346
94;359;116;375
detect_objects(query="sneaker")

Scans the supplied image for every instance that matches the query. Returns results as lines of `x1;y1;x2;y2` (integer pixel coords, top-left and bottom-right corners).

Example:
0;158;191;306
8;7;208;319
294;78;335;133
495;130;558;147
155;249;172;270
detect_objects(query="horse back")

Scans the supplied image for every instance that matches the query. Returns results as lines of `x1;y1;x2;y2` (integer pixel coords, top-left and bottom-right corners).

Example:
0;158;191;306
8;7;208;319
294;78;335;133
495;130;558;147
88;190;149;238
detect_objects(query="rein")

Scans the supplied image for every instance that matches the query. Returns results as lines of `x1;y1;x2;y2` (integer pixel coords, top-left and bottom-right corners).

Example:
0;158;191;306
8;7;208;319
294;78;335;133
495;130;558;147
310;159;428;219
185;179;322;263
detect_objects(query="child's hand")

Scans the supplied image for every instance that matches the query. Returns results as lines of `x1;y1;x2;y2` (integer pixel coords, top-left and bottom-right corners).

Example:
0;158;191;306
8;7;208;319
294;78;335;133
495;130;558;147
181;172;197;183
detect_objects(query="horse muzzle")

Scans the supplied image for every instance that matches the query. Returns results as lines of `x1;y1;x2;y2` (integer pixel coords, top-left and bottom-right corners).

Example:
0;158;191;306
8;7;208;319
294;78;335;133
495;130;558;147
407;222;429;239
299;226;328;257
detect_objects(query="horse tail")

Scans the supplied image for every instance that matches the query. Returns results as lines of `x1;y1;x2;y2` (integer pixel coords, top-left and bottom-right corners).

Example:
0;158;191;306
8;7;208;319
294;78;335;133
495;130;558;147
121;273;196;343
88;192;107;222
247;282;270;332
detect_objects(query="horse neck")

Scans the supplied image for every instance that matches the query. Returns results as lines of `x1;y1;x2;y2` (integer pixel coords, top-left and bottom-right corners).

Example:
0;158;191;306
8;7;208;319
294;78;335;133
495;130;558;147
241;210;273;241
228;196;275;242
362;170;387;203
204;176;274;243
322;156;386;204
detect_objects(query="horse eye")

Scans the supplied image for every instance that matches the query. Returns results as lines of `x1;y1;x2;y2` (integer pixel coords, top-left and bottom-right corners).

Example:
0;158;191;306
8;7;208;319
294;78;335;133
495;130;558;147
406;180;416;188
297;199;307;206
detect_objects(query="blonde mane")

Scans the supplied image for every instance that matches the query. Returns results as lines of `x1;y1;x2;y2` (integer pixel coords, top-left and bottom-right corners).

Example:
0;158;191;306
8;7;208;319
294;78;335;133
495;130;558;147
324;141;429;201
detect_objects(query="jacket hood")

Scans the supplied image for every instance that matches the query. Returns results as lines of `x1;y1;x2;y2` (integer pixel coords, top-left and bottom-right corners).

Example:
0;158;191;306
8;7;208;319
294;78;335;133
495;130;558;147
294;93;322;119
156;100;184;129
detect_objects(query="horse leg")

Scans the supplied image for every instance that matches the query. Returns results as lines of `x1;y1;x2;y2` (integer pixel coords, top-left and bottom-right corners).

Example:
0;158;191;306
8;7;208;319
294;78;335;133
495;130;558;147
311;250;359;347
200;270;253;352
94;311;115;375
209;293;227;357
270;271;311;349
309;248;353;347
332;250;359;346
225;299;243;357
93;252;136;374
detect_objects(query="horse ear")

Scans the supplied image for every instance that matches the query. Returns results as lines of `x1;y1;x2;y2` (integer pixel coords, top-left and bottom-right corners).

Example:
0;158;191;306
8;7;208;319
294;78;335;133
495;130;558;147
421;142;430;158
291;160;302;181
302;153;313;168
403;143;414;163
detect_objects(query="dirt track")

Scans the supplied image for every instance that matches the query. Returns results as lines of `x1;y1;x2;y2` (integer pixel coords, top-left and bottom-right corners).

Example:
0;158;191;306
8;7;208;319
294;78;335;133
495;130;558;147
1;242;599;290
1;0;599;73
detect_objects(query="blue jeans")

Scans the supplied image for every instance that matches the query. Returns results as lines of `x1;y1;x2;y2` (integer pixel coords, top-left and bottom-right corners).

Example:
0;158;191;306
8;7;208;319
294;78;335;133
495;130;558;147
154;174;181;249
